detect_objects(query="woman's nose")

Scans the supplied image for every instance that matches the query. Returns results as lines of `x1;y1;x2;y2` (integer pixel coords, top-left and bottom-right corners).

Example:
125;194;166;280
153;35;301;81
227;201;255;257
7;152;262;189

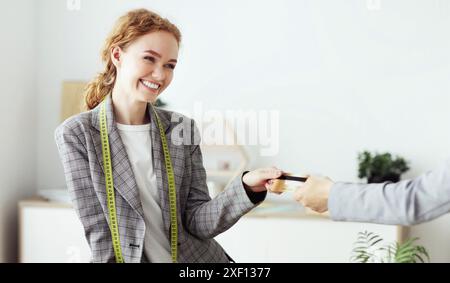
151;66;165;81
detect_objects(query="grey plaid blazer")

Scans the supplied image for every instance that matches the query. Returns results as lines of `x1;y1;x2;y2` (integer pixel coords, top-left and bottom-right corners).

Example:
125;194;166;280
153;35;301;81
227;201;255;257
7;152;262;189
55;95;266;263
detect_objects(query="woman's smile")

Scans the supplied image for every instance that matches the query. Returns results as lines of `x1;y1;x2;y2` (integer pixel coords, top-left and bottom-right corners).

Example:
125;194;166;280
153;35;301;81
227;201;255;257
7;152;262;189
140;79;161;94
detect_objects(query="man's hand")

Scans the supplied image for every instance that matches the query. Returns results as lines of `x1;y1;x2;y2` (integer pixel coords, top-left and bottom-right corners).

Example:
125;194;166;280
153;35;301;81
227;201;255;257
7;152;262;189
242;167;283;193
293;175;334;213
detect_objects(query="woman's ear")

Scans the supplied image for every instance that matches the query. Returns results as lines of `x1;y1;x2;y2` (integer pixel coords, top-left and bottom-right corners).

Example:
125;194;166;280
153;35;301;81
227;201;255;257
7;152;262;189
111;46;122;68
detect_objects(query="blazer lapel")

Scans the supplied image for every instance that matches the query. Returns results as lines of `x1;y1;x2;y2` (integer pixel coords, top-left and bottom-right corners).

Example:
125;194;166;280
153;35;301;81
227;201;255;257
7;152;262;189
91;95;144;218
148;105;185;234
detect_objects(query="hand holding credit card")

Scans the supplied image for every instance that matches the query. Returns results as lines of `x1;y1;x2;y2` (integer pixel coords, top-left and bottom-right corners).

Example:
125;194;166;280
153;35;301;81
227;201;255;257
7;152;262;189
269;174;308;193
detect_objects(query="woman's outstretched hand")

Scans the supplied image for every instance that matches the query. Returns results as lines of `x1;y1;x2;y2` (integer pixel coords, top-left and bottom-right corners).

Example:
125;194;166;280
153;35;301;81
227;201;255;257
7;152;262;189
242;167;283;193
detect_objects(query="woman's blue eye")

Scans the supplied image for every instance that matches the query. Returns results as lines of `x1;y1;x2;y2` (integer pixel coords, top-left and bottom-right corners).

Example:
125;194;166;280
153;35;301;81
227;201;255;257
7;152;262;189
166;64;176;70
144;56;155;62
144;56;175;70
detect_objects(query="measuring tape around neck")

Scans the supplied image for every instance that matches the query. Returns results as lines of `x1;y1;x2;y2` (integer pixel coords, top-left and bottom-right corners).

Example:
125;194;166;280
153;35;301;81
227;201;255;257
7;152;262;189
149;104;178;263
99;101;124;263
99;100;178;263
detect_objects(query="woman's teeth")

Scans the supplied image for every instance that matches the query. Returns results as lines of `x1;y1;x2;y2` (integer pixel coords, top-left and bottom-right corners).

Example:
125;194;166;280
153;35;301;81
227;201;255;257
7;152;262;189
141;80;160;90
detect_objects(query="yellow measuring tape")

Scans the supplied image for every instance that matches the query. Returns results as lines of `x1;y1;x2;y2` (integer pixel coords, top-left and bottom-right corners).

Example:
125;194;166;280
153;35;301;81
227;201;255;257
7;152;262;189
150;104;178;263
99;100;178;263
100;101;124;263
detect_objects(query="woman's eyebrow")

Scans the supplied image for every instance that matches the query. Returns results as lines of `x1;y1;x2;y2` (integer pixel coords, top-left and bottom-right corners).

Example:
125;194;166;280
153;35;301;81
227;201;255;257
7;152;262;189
144;49;177;63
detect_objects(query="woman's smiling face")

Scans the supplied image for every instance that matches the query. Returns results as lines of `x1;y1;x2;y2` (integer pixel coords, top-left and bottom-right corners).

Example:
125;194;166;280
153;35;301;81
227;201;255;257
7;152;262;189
112;31;179;104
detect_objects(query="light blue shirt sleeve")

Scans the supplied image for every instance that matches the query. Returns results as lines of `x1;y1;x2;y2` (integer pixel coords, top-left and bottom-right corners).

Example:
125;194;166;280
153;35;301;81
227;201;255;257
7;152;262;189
328;159;450;225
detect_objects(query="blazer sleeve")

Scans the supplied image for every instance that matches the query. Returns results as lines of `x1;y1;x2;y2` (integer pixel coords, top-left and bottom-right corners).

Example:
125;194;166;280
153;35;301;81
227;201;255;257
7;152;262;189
54;124;114;262
183;121;267;239
328;159;450;225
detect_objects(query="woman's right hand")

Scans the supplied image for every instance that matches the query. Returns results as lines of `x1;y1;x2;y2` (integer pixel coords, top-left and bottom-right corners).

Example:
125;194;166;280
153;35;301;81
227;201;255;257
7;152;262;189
242;167;283;193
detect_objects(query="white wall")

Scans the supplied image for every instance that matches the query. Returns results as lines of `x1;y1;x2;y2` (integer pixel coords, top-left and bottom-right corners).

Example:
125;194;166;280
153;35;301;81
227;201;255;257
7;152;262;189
35;0;450;261
0;0;37;262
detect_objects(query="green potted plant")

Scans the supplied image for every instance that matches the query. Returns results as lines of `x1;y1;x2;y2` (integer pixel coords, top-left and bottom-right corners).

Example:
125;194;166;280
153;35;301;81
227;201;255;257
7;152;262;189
351;231;429;263
358;151;410;183
154;98;168;108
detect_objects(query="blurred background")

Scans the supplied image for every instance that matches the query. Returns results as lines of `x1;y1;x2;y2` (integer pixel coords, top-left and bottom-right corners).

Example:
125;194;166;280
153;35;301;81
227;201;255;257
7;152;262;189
1;0;449;262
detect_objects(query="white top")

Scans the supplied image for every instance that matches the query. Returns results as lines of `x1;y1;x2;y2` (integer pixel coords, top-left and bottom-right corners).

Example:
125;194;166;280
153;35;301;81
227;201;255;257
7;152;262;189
116;122;171;263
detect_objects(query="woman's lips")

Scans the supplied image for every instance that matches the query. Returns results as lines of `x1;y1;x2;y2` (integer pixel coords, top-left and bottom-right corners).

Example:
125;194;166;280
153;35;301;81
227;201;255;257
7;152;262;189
140;79;160;94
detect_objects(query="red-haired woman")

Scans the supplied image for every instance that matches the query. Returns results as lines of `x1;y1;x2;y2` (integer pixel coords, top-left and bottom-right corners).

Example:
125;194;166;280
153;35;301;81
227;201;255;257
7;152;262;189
55;9;281;263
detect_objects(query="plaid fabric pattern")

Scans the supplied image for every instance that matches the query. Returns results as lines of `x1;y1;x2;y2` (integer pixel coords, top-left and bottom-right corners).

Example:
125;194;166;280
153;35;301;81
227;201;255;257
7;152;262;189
55;95;262;263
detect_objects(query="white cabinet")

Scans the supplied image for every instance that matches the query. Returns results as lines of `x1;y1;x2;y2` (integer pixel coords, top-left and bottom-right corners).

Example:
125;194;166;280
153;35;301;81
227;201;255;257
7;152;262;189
19;199;91;263
18;198;404;263
215;215;404;263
